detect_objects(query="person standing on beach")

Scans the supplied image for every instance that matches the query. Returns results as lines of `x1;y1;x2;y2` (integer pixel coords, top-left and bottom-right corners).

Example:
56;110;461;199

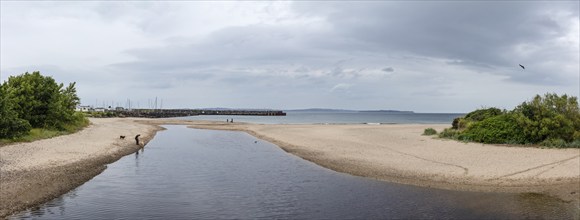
135;134;141;146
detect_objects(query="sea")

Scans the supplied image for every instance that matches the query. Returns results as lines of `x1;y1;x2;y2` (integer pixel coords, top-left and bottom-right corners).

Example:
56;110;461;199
178;111;464;125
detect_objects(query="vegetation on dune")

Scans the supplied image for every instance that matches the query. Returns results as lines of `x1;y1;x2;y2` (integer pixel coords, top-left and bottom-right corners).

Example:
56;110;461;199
440;93;580;148
423;128;437;135
0;71;88;142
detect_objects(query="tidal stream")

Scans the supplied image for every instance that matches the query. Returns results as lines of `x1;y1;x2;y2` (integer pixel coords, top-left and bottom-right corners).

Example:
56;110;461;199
11;125;577;219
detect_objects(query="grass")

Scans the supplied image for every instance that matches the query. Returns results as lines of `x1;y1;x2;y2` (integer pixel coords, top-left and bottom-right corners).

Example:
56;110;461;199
0;116;89;146
6;128;66;142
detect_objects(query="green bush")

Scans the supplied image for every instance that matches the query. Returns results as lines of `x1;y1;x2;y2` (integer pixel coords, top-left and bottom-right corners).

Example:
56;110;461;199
540;138;567;148
440;94;580;148
0;85;31;138
423;128;437;135
464;107;504;122
451;117;461;129
513;94;579;143
62;112;90;133
1;71;87;141
451;117;471;130
2;71;80;129
438;128;460;139
451;107;503;130
458;114;527;144
568;140;580;148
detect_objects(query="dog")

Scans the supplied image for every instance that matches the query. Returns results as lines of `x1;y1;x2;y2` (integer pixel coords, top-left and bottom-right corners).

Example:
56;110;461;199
120;135;126;139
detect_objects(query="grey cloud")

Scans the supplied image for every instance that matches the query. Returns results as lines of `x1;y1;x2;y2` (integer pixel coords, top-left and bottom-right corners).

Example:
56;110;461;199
382;67;394;72
115;25;318;71
5;1;576;112
292;2;578;77
115;1;578;88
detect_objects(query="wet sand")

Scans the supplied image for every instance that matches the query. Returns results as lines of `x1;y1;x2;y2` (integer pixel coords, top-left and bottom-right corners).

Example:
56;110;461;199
1;118;579;217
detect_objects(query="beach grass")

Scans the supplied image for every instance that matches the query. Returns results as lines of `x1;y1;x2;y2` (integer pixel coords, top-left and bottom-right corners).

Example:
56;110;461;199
0;116;89;146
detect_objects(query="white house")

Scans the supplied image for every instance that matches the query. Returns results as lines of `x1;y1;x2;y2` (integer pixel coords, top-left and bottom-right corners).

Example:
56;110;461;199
76;105;92;112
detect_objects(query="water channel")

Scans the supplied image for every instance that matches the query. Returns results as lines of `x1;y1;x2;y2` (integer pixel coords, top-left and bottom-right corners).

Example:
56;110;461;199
11;125;577;219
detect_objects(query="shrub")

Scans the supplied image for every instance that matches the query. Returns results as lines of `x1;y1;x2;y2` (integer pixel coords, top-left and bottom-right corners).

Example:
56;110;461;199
423;128;437;135
439;128;460;139
513;93;580;142
451;117;461;129
2;71;80;129
464;107;504;122
452;108;503;131
540;138;568;148
0;85;31;138
1;71;87;140
62;112;90;133
0;115;31;139
451;117;471;130
440;94;580;148
567;140;580;148
458;114;527;144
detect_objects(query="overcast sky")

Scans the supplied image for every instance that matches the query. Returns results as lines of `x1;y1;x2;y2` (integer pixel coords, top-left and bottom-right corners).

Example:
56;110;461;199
1;1;578;112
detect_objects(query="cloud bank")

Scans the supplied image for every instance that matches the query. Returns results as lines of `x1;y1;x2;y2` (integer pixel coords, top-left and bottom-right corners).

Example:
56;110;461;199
1;1;578;112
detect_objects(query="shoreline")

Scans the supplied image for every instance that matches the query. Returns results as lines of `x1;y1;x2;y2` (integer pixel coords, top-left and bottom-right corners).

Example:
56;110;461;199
0;118;163;218
139;119;579;199
1;118;579;217
184;123;579;191
177;120;579;216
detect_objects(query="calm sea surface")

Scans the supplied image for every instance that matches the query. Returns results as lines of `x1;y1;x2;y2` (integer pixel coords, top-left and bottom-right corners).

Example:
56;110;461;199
11;126;577;219
180;111;464;124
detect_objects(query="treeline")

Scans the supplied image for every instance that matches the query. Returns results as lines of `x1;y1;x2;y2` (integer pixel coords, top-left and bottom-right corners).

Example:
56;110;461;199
0;71;88;139
438;93;580;148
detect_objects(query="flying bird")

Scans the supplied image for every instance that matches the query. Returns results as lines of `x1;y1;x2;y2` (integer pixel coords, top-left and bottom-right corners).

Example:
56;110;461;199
519;64;525;70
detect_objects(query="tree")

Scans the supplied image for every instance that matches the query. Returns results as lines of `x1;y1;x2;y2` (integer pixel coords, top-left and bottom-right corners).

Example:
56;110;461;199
0;84;31;138
2;71;81;130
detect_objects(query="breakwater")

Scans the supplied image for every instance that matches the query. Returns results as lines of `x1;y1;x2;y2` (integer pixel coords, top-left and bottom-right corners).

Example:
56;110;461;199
116;109;286;118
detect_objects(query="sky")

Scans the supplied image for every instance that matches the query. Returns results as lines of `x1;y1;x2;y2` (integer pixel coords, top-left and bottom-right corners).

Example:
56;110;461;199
1;1;579;113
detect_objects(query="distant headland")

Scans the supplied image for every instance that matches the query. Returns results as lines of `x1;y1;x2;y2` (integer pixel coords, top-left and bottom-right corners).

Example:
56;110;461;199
359;110;415;113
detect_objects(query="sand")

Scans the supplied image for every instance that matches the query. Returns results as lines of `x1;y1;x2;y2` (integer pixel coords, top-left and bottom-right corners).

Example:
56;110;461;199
0;118;162;218
180;122;579;195
1;118;579;217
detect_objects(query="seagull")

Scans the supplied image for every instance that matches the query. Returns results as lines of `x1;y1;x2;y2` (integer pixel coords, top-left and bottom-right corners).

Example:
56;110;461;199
519;64;525;70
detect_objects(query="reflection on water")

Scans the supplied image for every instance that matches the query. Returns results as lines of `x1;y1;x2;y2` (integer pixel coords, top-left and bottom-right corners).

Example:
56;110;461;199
23;190;73;218
11;125;578;219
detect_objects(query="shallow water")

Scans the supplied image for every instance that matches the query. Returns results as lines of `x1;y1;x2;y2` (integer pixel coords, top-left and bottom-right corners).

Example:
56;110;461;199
11;125;577;219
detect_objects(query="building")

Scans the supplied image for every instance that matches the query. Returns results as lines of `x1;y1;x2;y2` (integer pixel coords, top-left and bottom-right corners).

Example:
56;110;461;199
76;105;92;112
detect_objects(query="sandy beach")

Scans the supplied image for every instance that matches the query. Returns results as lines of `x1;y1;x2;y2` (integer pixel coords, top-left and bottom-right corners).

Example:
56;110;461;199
1;118;579;217
0;118;162;218
177;121;579;195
